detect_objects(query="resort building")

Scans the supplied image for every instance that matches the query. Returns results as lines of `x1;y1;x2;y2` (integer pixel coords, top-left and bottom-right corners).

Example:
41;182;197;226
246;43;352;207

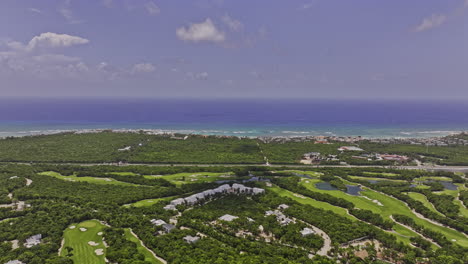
5;260;25;264
150;219;167;226
24;234;42;248
183;235;200;244
164;184;265;210
338;146;364;152
218;214;239;222
300;227;315;237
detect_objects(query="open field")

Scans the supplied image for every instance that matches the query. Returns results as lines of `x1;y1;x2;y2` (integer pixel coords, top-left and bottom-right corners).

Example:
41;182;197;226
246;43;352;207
39;171;139;186
414;176;453;182
145;172;237;186
300;179;468;247
60;220;107;264
348;176;406;183
268;185;351;219
362;172;400;177
406;192;444;216
124;229;164;263
124;196;176;207
268;183;425;246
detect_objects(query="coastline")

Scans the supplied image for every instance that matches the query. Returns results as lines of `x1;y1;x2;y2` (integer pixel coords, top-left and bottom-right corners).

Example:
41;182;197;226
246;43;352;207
0;127;465;141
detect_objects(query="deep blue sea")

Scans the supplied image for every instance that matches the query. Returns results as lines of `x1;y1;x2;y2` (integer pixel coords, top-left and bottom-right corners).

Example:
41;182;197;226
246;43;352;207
0;98;467;138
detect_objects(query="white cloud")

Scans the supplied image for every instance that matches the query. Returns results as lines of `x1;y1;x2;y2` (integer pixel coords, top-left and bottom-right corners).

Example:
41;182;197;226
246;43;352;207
58;0;84;24
102;0;113;8
187;71;209;80
222;15;243;32
176;19;225;43
414;14;446;32
29;8;42;14
32;54;81;63
145;1;160;15
27;32;89;51
132;63;156;73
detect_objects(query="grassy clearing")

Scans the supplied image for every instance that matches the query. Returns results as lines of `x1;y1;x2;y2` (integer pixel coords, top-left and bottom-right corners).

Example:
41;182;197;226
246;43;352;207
269;182;423;246
414;176;453;182
268;185;352;219
124;228;163;263
300;179;468;247
363;172;400;177
123;196;176;207
406;192;444;216
274;170;323;177
60;220;106;264
433;184;466;197
145;172;236;186
348;176;406;183
39;171;138;186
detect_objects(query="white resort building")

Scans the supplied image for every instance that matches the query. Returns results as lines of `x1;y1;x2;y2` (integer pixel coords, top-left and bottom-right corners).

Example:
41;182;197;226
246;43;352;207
164;184;265;210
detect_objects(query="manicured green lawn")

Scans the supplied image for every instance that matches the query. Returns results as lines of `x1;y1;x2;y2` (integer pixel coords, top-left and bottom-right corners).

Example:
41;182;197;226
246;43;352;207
414;176;453;182
407;192;444;216
269;183;422;246
60;220;107;264
300;179;468;247
274;170;323;177
268;185;352;219
124;228;163;263
124;196;176;207
363;172;400;177
145;172;237;186
39;171;139;186
348;176;406;183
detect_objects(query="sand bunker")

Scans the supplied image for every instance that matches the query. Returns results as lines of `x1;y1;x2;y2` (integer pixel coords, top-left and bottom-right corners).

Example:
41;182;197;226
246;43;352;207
69;225;76;229
80;228;87;232
95;248;104;256
97;232;103;236
293;193;306;199
372;200;384;206
88;241;100;246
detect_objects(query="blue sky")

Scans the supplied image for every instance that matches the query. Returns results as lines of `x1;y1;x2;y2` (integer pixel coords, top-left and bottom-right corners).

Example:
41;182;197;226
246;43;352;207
0;0;467;99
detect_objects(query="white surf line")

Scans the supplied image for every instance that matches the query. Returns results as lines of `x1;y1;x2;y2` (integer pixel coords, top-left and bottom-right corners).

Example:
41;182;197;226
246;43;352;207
129;229;167;264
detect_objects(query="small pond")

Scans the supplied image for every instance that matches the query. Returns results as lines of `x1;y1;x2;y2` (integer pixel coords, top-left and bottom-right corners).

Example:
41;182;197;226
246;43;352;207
315;182;338;191
293;173;313;179
422;180;458;190
346;185;362;196
440;181;458;190
315;182;362;196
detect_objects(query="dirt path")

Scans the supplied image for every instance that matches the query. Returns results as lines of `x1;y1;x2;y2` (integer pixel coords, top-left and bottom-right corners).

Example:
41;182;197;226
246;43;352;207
311;225;331;256
58;238;65;255
129;229;167;264
456;192;467;210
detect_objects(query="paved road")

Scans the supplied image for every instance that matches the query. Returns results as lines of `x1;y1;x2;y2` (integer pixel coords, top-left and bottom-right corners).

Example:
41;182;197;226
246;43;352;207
4;161;468;172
